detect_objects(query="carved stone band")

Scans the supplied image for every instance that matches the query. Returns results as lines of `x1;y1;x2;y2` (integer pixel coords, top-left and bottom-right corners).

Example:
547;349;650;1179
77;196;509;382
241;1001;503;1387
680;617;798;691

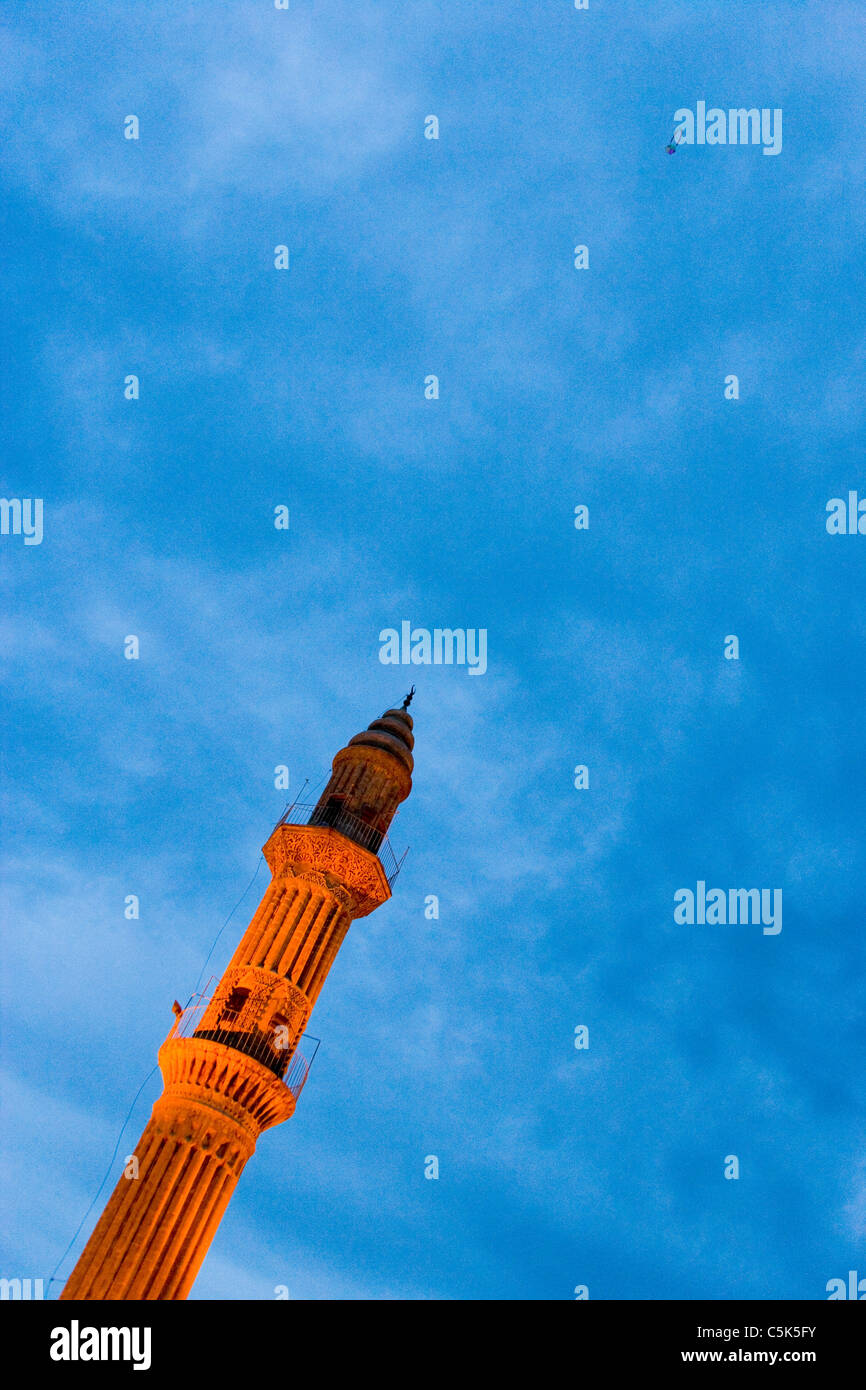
263;824;391;918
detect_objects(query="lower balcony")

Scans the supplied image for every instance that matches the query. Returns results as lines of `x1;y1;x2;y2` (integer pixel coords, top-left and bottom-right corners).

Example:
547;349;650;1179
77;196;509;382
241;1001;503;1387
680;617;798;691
169;995;318;1099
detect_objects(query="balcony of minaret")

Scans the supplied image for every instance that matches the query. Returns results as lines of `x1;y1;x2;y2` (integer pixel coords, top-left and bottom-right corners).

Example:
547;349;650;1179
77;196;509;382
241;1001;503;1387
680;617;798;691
162;993;318;1127
276;801;408;884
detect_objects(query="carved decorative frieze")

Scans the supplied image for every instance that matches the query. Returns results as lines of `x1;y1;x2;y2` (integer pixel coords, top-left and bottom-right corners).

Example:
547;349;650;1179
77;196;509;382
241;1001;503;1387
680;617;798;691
202;964;310;1042
263;825;390;918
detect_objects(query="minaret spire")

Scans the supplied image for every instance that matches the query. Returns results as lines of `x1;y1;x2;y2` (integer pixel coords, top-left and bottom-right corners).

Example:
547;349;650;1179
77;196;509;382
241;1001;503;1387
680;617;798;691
61;701;414;1301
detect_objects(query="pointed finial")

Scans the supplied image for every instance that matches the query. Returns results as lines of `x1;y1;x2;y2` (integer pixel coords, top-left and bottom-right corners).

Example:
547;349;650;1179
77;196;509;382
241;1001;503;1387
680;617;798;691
402;685;415;710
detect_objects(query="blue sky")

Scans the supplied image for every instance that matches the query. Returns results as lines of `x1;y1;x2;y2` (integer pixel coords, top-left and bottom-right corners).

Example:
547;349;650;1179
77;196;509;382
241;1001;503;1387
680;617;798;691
1;0;864;1300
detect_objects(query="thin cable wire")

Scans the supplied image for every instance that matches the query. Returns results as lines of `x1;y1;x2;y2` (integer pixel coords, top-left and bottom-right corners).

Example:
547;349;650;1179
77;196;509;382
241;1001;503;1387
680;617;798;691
192;855;266;996
46;1064;158;1296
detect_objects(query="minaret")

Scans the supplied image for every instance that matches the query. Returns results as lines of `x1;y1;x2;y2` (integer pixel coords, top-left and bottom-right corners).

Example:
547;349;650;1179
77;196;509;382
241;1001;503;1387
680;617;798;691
61;696;415;1301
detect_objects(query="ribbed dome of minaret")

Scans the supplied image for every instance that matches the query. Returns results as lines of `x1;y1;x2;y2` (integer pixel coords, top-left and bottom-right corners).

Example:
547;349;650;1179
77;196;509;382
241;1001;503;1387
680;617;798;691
348;706;414;774
309;693;415;844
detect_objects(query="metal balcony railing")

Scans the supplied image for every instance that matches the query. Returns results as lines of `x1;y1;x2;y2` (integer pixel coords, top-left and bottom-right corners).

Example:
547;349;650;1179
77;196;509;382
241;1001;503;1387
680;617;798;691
275;802;408;887
169;996;319;1099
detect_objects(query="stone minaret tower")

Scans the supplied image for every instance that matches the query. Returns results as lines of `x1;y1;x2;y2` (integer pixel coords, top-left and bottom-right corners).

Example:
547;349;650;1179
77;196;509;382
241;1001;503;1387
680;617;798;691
61;697;415;1301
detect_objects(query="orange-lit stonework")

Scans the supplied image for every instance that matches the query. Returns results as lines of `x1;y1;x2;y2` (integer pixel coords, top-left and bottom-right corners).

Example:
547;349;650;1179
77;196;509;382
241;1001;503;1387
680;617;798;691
61;700;414;1300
